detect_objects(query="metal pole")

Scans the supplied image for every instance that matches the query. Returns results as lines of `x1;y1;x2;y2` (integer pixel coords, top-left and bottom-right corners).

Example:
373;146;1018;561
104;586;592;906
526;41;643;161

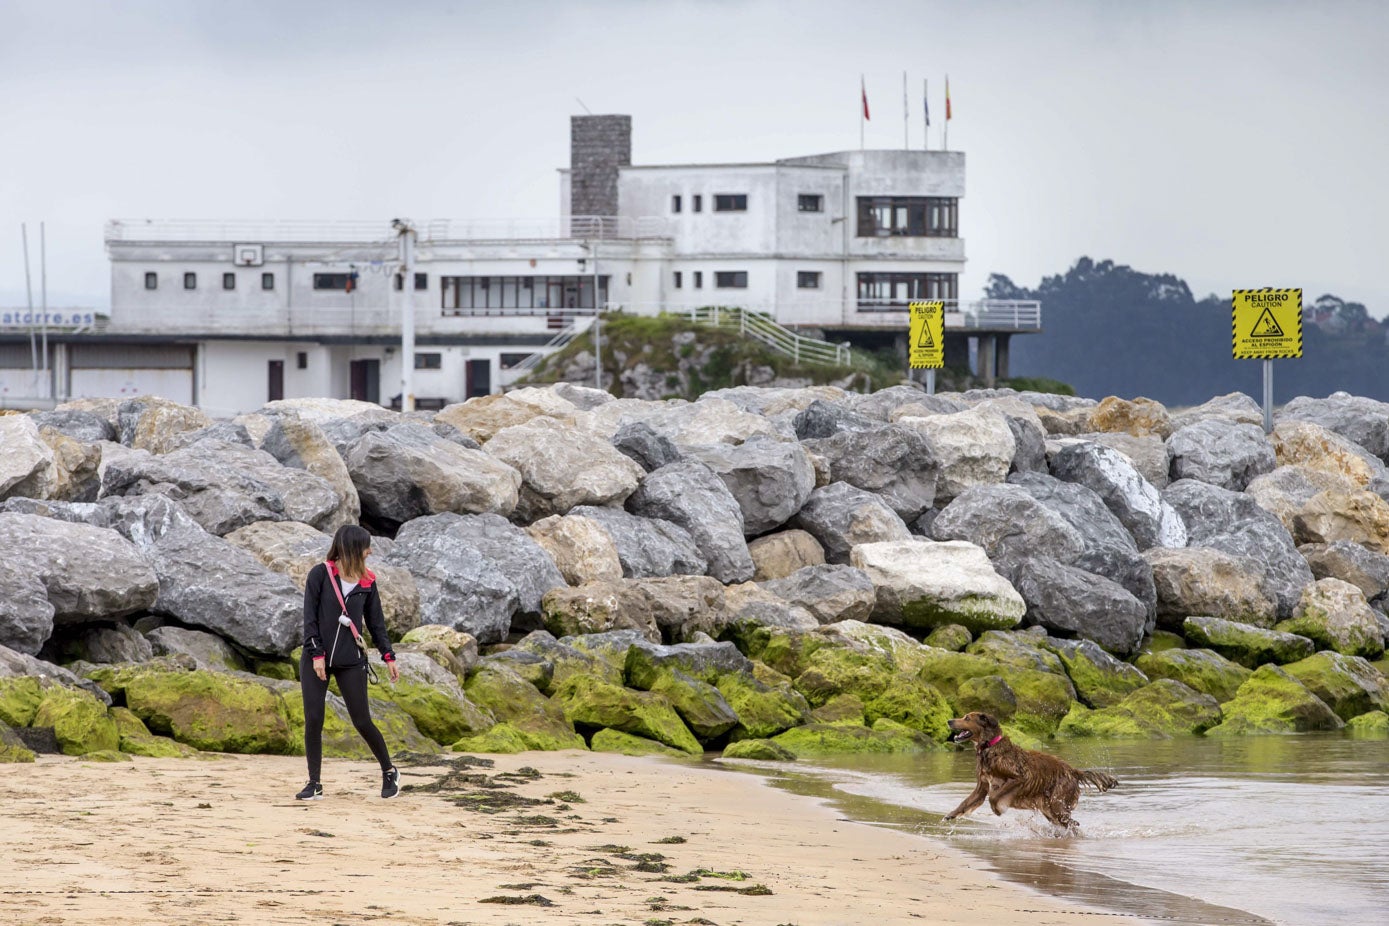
21;224;36;382
40;221;48;398
1262;359;1273;434
395;219;416;412
592;233;601;390
926;368;936;396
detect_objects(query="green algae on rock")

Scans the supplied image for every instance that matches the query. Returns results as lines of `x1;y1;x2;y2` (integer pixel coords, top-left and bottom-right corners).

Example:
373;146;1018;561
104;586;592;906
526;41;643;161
589;728;693;757
1133;648;1252;703
110;706;198;758
551;675;701;755
1056;679;1221;738
771;718;936;757
33;686;119;755
1046;638;1149;709
720;738;796;761
1182;616;1316;669
463;663;586;752
451;721;531;754
1206;664;1344;736
1346;710;1389;736
1280;651;1389;721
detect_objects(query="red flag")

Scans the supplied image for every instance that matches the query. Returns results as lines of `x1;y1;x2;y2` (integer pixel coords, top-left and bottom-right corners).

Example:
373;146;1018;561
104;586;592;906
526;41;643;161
861;76;871;121
945;76;952;120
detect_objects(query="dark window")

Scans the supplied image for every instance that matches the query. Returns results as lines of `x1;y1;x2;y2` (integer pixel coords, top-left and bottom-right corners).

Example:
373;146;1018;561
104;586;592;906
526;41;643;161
261;272;275;290
856;196;958;237
798;194;824;213
713;194;747;212
222;272;236;291
144;272;158;290
267;360;284;402
183;272;197;290
395;272;428;291
313;273;355;291
692;194;703;213
797;271;822;289
671;194;682;213
856;271;958;310
414;352;442;370
499;351;534;370
438;275;608;313
693;271;703;289
673;271;683;289
296;351;308;370
715;271;748;289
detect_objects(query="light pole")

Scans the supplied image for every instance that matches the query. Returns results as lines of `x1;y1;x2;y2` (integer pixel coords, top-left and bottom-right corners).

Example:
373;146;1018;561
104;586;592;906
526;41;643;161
592;232;601;391
393;218;416;413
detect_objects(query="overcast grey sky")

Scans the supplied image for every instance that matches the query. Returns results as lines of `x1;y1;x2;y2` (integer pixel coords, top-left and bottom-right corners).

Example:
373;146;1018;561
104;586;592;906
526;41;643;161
3;0;1386;313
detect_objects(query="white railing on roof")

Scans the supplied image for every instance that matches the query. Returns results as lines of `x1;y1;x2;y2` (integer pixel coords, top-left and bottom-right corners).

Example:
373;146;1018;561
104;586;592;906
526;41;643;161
106;216;672;244
854;299;1042;329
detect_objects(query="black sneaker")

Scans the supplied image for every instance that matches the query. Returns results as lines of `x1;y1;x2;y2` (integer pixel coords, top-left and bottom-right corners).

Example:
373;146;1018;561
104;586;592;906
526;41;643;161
295;780;323;801
381;766;399;799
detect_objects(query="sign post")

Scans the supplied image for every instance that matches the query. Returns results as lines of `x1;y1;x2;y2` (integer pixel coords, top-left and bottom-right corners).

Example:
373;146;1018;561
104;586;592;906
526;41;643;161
1231;288;1302;433
909;300;945;395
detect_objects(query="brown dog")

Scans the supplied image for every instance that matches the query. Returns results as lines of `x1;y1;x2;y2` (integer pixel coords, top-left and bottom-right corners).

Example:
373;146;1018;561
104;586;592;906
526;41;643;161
943;711;1117;831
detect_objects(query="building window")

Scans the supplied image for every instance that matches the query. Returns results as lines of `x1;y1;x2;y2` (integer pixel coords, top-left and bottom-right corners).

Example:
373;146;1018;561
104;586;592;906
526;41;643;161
715;271;748;289
797;271;822;289
222;272;236;291
713;194;747;212
313;272;356;291
499;352;534;370
144;272;158;290
692;194;703;213
856;196;958;237
415;352;442;370
693;271;703;289
439;275;608;313
296;351;308;370
671;194;682;213
183;272;197;290
395;272;428;291
261;272;275;290
798;194;824;213
673;271;683;289
856;271;958;310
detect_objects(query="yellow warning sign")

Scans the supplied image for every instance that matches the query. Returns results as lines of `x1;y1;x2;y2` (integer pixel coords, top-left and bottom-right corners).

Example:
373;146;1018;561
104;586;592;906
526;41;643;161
909;301;945;369
1232;289;1302;359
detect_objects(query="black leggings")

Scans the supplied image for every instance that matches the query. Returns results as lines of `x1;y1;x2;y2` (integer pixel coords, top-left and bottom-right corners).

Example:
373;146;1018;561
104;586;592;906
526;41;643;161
300;657;392;782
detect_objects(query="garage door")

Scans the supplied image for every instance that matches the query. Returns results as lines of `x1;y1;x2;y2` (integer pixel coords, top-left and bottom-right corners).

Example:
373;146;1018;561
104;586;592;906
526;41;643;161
0;343;47;403
69;343;195;405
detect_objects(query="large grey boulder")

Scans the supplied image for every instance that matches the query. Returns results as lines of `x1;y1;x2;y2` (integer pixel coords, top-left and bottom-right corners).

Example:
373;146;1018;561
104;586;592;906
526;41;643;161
1006;472;1158;620
1169;393;1264;431
685;437;815;536
994;554;1149;656
792;400;878;440
971;398;1048;475
259;414;361;531
610;421;683;472
1276;578;1385;659
789;482;911;565
1246;465;1354;537
759;565;877;625
1299;541;1389;607
1166;420;1276;491
345;423;520;528
69;623;155;665
0;642;113;706
803;424;939;522
1077;432;1171;489
1278;393;1389;463
1143;546;1278;630
484;420;645;521
847;384;947;421
0;513;159;654
1164;479;1315;617
0;415;56;501
524;514;624;586
101;440;341;536
30;409;116;444
0;558;56;655
849;539;1026;634
1182;616;1316;669
932;484;1086;563
147;625;245;671
893;407;1016;504
115;396;212;453
568;505;708;578
626;460;753;583
1050;442;1187;549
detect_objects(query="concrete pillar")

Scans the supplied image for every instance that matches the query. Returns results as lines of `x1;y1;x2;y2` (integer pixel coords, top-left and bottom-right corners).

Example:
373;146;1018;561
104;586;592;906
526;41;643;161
978;334;996;386
996;334;1011;380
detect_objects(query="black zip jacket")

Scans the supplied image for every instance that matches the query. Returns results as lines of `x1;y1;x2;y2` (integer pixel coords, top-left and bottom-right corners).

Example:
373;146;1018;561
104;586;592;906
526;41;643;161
303;562;394;668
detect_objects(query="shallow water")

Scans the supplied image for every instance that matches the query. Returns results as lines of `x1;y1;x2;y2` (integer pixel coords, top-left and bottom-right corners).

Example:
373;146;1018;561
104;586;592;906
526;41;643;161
736;735;1389;926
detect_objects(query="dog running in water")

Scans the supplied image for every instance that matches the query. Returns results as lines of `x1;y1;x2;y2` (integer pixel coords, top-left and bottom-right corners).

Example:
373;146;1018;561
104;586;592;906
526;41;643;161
943;711;1118;831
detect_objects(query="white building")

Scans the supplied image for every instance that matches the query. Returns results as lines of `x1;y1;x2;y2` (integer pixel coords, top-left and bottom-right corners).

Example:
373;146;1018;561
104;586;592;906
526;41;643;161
0;115;1038;414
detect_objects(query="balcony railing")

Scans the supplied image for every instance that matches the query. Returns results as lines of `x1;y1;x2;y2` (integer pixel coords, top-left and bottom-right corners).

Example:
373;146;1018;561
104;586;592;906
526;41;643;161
853;299;1041;330
106;216;672;244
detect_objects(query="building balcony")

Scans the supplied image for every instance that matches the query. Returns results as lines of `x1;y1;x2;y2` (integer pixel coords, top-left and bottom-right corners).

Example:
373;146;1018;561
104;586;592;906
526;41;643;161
849;299;1041;331
105;216;673;246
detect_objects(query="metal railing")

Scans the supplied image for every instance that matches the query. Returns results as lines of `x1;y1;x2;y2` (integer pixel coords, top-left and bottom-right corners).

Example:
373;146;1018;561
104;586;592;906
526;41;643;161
502;316;594;380
854;299;1042;329
107;216;673;244
685;306;853;366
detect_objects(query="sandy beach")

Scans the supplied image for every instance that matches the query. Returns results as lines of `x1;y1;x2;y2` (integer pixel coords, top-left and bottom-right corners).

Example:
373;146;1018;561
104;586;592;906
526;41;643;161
0;750;1158;926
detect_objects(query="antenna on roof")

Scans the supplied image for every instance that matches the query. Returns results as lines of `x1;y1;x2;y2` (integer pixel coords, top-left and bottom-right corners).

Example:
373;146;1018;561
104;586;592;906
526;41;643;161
575;97;593;115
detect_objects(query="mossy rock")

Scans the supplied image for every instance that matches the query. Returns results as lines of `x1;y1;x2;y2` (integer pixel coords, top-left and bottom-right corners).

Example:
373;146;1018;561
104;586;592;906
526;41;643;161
399;625;479;665
463;663;585;752
0;677;46;728
1137;631;1187;654
716;671;806;740
1047;639;1149;709
793;647;897;707
33;687;119;756
915;649;1006;700
1133;648;1252;704
96;666;294;754
862;676;952;741
512;631;620;693
1182;616;1315;669
452;722;531;754
252;659;297;682
967;630;1065;675
1280;652;1389;721
1276;609;1384;660
992;665;1078;736
551;675;701;755
365;678;494;745
1346;710;1389;736
590;728;692;757
1057;679;1221;738
923;624;973;652
80;749;131;762
646;670;739;740
1206;664;1344;736
0;724;36;763
808;694;867;725
721;738;796;761
280;690;437;758
724;626;821;678
771;719;936;757
111;706;198;758
954;674;1018;720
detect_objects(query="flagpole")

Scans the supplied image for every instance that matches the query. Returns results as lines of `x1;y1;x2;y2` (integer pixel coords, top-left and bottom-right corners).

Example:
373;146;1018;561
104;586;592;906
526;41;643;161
902;71;909;150
859;74;865;150
944;74;950;152
923;78;929;151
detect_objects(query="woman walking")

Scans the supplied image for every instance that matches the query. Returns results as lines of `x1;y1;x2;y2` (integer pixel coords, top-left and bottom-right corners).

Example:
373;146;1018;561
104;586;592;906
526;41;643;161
297;524;401;801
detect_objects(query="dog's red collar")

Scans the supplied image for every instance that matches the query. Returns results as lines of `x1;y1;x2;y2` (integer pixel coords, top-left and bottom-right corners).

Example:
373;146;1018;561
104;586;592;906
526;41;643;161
981;734;1003;749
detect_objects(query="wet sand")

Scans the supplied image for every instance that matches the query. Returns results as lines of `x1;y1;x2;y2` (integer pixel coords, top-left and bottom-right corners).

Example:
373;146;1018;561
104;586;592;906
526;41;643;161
0;750;1157;925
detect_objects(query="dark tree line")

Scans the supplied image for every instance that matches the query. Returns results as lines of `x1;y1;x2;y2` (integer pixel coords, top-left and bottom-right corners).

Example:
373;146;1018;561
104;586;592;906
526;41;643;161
990;258;1387;406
